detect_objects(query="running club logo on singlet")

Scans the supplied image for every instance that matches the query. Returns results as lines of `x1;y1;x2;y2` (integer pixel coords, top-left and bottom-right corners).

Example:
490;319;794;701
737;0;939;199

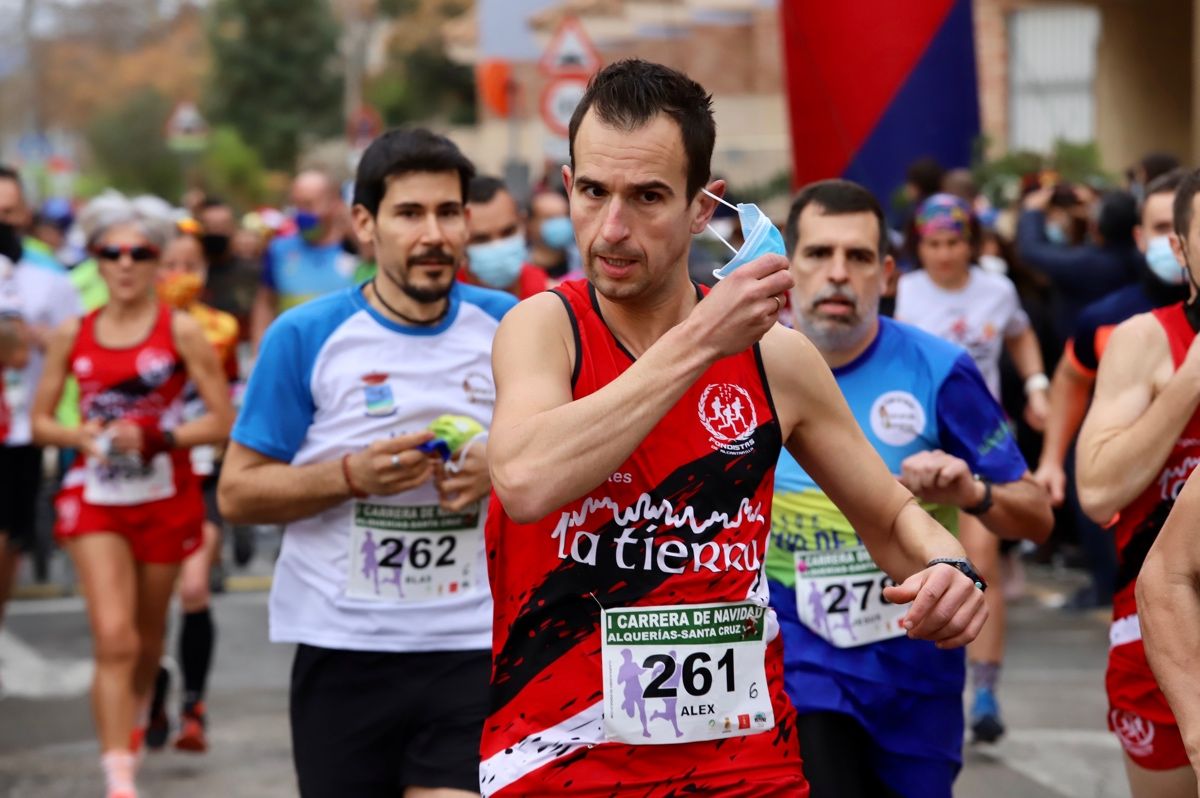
698;383;757;454
73;356;94;377
1110;709;1156;757
135;348;175;388
869;390;926;447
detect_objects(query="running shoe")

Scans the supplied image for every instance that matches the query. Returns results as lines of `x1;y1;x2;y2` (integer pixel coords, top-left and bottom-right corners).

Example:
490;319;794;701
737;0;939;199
970;686;1006;744
145;667;170;750
175;701;208;753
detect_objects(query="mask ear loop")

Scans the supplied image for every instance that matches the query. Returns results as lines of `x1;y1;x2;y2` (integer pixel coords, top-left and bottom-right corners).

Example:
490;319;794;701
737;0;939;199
701;188;740;254
444;432;488;474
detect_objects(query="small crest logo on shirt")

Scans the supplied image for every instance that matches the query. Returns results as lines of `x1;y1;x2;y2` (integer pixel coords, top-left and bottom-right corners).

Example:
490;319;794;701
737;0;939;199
698;383;757;455
463;371;496;406
869;390;926;447
135;348;175;388
361;372;396;417
1110;709;1156;758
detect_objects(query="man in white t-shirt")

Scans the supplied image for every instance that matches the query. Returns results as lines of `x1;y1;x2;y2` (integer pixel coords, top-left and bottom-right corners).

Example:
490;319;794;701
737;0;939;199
0;167;81;630
219;129;517;797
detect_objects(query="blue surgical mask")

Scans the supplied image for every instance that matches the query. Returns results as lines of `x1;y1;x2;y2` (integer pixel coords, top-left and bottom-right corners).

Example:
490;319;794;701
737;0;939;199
1044;222;1067;245
1145;235;1186;285
467;233;527;289
540;217;575;250
701;188;786;279
293;211;322;242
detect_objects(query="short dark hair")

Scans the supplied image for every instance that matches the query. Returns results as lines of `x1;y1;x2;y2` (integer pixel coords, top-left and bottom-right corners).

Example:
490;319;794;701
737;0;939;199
1097;191;1138;247
467;175;509;205
785;179;888;258
567;59;715;200
0;164;23;197
198;195;230;212
1140;152;1181;184
1141;167;1187;216
906;157;944;200
353;128;476;217
1173;167;1200;239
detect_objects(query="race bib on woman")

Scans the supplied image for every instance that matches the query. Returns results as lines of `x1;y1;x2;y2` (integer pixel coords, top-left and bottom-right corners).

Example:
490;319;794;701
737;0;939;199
83;453;176;506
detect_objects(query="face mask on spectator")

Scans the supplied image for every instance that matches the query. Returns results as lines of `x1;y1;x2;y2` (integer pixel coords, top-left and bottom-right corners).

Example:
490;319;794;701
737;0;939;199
1145;235;1187;285
468;233;527;289
1044;222;1068;245
540;217;575;250
0;223;23;263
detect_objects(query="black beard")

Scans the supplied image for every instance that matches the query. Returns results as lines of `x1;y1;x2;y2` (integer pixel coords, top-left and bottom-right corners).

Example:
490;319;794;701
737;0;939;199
400;279;453;304
379;256;456;305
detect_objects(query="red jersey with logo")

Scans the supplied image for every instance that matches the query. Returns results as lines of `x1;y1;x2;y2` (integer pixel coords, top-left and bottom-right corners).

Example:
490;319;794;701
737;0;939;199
55;304;203;563
1105;302;1198;768
481;280;806;797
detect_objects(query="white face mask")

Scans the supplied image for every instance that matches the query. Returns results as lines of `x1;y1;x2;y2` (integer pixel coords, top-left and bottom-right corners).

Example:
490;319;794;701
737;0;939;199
977;254;1007;275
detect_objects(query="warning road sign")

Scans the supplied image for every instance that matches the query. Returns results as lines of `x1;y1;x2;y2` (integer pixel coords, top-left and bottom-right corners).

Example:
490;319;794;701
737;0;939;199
538;16;602;77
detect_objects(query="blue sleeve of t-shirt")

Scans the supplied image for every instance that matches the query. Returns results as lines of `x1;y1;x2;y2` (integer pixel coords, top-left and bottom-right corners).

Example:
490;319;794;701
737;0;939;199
231;315;316;462
935;353;1028;483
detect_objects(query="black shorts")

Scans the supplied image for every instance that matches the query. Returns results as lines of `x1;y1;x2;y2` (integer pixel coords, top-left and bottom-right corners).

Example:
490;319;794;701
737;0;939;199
0;445;43;553
290;644;489;797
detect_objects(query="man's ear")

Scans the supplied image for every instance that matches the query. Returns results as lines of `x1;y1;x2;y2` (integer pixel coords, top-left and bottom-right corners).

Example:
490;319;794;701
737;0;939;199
692;178;727;234
562;164;573;196
1134;223;1146;254
350;204;375;247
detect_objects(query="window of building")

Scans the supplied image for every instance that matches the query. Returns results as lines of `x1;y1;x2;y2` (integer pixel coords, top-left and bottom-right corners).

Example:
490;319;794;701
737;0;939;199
1008;5;1101;152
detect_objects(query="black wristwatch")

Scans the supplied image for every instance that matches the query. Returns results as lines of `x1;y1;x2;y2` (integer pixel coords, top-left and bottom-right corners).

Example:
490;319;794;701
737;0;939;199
927;557;987;592
963;475;993;516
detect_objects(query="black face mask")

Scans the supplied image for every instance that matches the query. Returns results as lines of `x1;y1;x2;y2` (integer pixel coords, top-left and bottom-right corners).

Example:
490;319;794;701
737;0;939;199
200;233;231;261
0;223;22;264
1181;250;1200;333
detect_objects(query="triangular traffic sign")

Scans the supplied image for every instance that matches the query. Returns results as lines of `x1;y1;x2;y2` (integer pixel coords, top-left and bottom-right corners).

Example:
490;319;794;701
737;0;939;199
538;16;602;77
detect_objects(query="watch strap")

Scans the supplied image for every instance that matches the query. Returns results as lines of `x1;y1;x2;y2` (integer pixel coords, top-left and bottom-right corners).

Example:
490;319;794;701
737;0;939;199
927;557;987;591
963;476;993;516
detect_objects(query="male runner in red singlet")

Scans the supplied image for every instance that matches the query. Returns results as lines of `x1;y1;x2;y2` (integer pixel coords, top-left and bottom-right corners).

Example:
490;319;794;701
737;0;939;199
482;59;989;798
1075;166;1200;798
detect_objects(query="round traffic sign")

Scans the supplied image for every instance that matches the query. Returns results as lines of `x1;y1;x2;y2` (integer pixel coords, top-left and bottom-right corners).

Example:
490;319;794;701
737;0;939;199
540;76;589;138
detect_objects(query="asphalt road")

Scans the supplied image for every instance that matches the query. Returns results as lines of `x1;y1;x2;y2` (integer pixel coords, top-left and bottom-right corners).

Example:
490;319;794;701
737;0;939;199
0;565;1129;798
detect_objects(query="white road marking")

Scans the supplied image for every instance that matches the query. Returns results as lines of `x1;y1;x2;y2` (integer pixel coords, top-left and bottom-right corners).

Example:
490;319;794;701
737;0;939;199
0;628;93;699
975;728;1130;798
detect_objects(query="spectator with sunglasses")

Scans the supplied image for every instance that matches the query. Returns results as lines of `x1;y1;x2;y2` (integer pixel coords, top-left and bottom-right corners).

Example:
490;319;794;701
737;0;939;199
30;193;234;798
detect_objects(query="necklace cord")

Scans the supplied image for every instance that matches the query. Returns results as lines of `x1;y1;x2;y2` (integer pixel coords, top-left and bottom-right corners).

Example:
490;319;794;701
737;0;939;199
370;278;450;326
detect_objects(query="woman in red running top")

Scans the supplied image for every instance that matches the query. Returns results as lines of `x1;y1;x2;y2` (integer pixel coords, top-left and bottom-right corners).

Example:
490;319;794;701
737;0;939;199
31;194;234;798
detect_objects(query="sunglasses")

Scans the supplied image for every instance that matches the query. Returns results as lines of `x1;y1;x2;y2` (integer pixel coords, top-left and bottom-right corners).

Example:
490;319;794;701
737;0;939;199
95;244;160;262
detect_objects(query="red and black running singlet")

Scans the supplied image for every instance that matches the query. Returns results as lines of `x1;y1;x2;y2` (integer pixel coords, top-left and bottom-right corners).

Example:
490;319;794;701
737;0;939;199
481;280;806;797
1112;302;1200;624
65;303;191;488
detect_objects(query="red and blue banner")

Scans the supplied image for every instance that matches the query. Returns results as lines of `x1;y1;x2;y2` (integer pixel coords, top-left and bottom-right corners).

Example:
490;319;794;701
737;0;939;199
780;0;980;213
